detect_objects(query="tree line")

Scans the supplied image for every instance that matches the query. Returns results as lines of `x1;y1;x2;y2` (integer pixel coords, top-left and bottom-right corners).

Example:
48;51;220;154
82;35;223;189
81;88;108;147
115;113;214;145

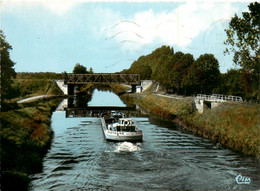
16;72;63;79
121;46;222;96
121;44;258;101
122;2;259;102
1;2;258;102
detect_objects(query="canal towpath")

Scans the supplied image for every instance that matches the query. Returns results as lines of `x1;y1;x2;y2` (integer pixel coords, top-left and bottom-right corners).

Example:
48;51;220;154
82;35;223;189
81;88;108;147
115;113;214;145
17;94;53;103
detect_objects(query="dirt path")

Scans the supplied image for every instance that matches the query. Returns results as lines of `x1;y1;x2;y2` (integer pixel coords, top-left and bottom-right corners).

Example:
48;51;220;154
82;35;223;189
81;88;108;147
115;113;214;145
17;95;52;103
154;93;184;99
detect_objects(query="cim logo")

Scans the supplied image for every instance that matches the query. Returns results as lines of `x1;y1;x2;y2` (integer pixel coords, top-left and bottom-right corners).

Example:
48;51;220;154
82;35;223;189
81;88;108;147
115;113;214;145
235;174;251;185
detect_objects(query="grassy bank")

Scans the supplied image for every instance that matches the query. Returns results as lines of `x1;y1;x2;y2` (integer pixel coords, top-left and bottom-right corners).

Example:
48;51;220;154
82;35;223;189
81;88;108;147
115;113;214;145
135;93;194;119
0;97;63;190
113;85;259;158
185;103;259;157
1;76;64;190
13;78;63;99
2;72;64;106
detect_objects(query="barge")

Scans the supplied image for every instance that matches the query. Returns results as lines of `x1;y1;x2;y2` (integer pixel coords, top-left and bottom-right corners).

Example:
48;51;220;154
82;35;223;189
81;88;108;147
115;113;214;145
101;112;143;142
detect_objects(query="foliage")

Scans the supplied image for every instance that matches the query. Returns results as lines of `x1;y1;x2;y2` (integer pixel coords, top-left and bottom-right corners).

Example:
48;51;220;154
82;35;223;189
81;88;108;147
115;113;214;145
120;3;260;101
186;103;260;157
171;52;194;95
109;84;131;95
224;2;259;68
73;63;94;74
220;69;243;96
12;78;63;100
73;63;87;74
123;45;221;96
133;92;194;119
0;72;64;106
126;60;152;80
89;67;94;74
16;72;63;79
224;2;260;101
187;54;220;94
220;68;259;101
122;39;258;100
0;30;16;101
122;91;259;157
0;97;62;190
123;46;173;83
74;84;94;107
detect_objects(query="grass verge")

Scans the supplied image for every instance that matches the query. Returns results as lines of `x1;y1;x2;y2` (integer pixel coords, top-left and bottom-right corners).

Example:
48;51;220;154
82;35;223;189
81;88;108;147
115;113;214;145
185;103;260;157
113;85;260;158
0;97;63;190
11;79;63;102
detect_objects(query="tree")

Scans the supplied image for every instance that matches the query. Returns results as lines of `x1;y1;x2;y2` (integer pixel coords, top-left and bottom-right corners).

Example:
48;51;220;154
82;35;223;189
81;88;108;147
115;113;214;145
179;53;195;95
138;64;152;80
225;2;259;68
73;63;87;74
189;54;220;94
0;30;16;101
224;2;260;101
89;67;94;74
221;69;243;96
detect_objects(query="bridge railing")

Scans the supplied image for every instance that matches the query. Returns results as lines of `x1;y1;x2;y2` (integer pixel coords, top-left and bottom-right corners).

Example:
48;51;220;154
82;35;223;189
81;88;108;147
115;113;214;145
212;94;243;102
195;94;243;102
64;73;140;85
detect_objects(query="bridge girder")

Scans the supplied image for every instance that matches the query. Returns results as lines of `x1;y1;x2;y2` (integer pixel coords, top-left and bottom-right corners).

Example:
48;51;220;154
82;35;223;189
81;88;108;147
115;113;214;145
65;73;140;85
64;73;140;95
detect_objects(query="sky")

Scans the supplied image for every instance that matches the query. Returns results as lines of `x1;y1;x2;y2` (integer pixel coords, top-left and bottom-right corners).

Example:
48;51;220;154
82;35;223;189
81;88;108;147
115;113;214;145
0;0;251;73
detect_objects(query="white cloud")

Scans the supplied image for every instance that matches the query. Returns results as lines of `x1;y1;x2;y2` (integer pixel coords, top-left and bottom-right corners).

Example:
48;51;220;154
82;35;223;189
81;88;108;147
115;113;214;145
101;2;238;50
41;1;78;16
1;0;78;16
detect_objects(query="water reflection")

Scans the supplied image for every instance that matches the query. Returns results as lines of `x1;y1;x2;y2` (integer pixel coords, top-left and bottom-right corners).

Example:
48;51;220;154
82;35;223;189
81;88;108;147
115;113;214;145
64;89;142;118
68;86;94;108
68;89;126;108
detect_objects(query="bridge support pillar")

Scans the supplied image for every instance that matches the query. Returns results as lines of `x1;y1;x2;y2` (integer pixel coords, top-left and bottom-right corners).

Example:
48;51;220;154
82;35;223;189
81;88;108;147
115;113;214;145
131;85;137;93
195;99;222;114
68;84;75;96
194;99;204;113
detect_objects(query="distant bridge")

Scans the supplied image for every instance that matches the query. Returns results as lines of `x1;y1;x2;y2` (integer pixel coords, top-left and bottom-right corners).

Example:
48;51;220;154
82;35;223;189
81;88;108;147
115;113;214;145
64;73;140;95
194;94;243;113
195;94;243;103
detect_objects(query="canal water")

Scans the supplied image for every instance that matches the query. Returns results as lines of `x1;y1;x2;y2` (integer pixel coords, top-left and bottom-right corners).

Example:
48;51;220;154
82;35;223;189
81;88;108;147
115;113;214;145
30;90;260;190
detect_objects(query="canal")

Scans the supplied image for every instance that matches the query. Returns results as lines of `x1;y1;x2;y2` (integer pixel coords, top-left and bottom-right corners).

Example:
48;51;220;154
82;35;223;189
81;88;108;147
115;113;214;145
30;90;260;190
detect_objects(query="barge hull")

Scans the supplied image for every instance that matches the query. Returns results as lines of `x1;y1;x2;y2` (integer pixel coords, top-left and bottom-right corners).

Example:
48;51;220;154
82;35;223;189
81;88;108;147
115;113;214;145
101;117;143;142
104;133;142;142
